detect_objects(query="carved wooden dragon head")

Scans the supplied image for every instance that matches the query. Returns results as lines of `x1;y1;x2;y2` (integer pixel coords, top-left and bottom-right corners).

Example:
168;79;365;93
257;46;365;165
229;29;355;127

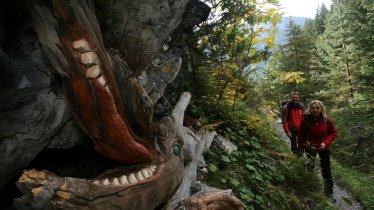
14;0;185;209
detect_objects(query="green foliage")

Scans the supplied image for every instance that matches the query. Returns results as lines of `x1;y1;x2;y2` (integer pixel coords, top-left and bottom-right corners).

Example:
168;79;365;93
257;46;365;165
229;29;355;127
259;0;374;179
202;110;334;209
316;0;374;176
258;16;320;105
186;0;282;112
315;3;329;34
184;0;373;209
281;71;305;84
330;104;374;172
316;0;363;105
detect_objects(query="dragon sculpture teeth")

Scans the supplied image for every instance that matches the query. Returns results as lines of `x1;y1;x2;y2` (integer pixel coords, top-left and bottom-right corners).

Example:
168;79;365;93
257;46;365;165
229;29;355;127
73;39;110;93
91;166;157;186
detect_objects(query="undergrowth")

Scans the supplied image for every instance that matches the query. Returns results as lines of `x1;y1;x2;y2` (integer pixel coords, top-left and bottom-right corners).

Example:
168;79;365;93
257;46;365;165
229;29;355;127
332;161;374;209
201;110;336;209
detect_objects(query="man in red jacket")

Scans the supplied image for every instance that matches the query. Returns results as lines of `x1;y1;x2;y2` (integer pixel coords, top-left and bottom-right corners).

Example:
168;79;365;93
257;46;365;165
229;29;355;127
282;92;304;154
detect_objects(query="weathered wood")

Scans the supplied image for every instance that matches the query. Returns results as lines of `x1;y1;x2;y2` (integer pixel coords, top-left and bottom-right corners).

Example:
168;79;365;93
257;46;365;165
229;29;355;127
172;92;192;128
177;189;246;210
14;91;195;209
0;0;245;209
165;130;216;209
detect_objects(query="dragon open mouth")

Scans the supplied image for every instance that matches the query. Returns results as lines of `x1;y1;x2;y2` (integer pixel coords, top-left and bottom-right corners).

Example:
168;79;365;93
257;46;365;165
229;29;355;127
17;138;183;209
25;146;161;187
62;37;157;164
14;1;184;209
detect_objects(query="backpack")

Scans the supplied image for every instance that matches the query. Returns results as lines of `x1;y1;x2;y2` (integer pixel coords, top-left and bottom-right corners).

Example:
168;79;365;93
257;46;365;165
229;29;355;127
281;101;304;123
281;100;289;108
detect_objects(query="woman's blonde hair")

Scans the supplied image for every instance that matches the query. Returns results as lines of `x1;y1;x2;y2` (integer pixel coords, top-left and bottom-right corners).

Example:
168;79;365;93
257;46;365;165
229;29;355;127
305;100;326;115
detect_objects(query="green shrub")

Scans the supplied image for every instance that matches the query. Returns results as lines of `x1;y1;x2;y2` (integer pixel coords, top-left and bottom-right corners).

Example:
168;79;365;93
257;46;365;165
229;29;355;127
333;162;374;209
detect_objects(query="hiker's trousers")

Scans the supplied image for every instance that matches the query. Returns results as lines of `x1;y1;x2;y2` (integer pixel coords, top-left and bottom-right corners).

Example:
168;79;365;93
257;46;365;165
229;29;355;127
290;128;298;153
305;149;334;196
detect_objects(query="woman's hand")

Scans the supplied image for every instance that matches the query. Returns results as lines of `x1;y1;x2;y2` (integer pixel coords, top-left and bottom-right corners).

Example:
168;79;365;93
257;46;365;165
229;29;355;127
287;132;292;138
319;143;326;150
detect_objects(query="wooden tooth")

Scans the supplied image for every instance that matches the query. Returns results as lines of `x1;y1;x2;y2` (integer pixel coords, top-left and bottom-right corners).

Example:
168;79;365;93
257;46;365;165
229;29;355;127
102;178;110;186
128;173;138;184
81;52;99;67
119;175;129;185
136;171;145;181
141;169;150;178
86;65;101;79
112;178;120;185
72;39;90;53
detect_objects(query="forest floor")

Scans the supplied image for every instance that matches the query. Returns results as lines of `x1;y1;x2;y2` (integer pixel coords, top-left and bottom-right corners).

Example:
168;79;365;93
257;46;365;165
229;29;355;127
274;118;362;210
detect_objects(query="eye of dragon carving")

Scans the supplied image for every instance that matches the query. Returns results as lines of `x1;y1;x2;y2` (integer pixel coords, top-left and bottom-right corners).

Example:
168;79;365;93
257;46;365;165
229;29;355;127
172;144;181;157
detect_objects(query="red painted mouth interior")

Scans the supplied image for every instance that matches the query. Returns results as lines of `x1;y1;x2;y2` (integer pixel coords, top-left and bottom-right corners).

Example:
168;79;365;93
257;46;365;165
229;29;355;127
60;35;156;164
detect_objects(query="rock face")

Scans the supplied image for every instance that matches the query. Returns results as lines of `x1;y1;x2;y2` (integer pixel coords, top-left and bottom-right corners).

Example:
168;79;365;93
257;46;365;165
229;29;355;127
0;1;87;190
0;0;212;208
0;87;86;189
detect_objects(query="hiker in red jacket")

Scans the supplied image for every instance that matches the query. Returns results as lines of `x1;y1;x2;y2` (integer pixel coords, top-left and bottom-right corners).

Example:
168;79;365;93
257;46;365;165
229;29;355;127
298;100;338;198
282;92;304;154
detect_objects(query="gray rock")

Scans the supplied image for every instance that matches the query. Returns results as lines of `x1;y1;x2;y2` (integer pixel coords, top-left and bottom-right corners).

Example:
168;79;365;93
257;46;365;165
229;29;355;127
0;87;71;189
214;134;238;155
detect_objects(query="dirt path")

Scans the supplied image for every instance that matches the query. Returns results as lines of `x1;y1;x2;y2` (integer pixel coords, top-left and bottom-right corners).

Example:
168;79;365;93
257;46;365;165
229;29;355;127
274;118;362;210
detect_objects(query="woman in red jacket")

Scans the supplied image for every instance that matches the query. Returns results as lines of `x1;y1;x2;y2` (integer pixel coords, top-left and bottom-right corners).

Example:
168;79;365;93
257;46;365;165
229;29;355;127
298;100;338;198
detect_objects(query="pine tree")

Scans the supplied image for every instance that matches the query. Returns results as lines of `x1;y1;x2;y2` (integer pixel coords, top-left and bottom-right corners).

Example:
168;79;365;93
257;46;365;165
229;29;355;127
353;0;374;110
317;0;374;171
282;18;315;100
318;0;361;106
315;4;329;34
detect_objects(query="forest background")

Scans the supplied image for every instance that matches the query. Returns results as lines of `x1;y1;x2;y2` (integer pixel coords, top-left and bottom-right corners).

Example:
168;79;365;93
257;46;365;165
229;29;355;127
181;0;374;209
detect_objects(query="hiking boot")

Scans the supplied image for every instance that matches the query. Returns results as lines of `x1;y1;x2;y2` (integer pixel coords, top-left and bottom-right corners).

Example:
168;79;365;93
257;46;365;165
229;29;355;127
324;182;333;196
